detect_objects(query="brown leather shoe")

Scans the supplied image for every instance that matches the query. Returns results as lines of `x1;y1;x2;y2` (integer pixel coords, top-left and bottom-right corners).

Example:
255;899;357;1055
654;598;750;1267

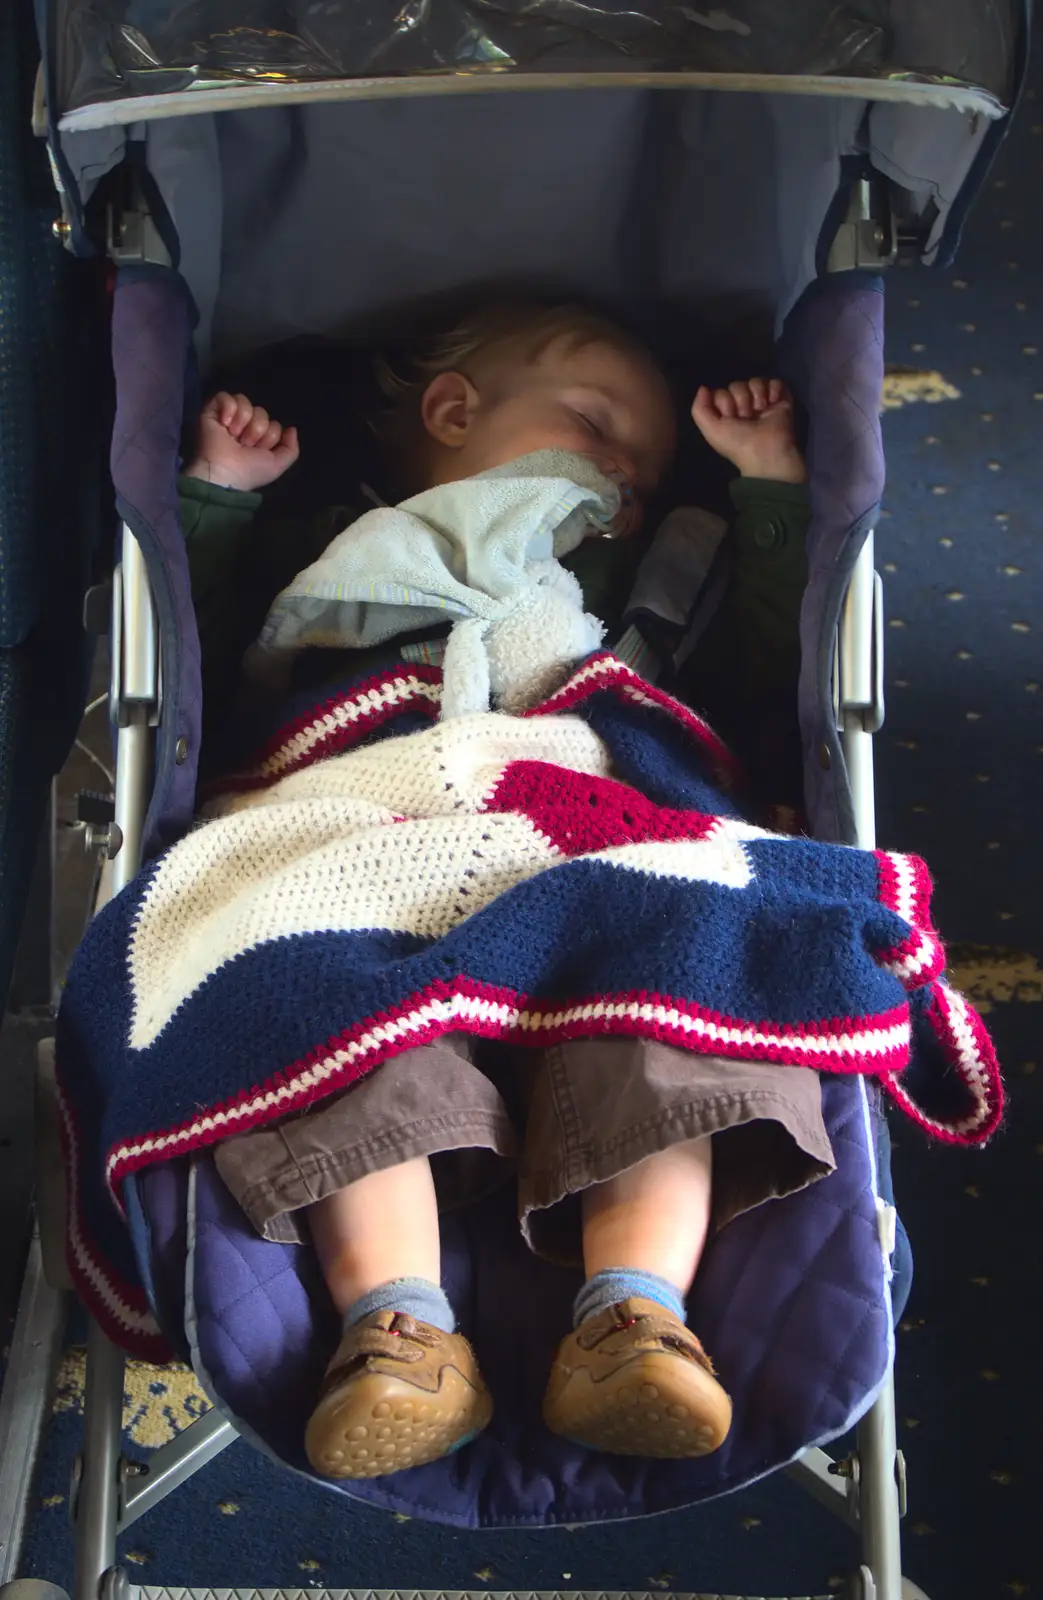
542;1297;732;1458
305;1310;492;1479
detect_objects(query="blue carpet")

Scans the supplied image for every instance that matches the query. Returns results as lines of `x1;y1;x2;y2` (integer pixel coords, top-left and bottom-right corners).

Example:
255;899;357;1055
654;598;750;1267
869;62;1043;1600
20;57;1043;1600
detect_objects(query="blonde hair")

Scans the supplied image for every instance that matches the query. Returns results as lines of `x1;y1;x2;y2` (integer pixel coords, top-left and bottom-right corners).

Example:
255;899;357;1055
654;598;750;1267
372;300;657;493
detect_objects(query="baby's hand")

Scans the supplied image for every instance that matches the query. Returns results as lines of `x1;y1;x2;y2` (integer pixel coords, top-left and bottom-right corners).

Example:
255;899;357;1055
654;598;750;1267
691;379;805;484
184;392;300;493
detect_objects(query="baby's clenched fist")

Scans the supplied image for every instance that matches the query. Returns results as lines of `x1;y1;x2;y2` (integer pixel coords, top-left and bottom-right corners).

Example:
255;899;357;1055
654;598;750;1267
691;379;805;484
184;392;300;493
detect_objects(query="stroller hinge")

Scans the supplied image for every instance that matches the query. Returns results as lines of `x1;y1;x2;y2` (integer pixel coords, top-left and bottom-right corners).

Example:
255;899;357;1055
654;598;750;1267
828;175;898;274
106;169;171;269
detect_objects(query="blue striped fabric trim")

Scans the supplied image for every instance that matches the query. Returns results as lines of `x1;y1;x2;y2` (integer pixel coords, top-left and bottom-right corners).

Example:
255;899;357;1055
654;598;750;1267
612;624;659;683
401;638;448;667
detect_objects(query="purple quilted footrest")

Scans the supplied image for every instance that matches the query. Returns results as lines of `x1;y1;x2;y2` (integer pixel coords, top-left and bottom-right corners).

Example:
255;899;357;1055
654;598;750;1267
137;1074;892;1528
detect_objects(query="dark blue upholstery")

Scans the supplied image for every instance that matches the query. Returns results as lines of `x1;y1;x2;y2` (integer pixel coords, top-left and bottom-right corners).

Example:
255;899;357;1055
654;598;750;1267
0;0;104;1005
134;1075;894;1529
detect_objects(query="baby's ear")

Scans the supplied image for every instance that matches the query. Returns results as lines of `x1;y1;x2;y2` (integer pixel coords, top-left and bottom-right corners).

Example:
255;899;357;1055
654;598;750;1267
420;371;480;448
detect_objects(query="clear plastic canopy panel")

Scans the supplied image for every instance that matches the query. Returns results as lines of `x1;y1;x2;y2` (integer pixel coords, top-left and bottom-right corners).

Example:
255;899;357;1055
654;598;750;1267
56;0;1018;118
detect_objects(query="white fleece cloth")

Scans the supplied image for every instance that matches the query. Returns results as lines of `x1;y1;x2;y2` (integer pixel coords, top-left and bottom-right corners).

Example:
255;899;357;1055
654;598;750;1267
248;451;622;717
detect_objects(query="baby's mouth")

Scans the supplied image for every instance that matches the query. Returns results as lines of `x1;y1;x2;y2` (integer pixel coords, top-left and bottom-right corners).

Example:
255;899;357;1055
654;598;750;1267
606;477;642;539
575;458;641;538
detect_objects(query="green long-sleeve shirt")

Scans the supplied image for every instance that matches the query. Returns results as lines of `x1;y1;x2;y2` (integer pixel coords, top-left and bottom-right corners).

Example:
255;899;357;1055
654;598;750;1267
683;477;809;705
179;473;809;798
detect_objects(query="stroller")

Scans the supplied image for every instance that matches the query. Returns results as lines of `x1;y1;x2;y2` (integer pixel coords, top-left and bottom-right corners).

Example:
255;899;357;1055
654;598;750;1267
0;3;1027;1599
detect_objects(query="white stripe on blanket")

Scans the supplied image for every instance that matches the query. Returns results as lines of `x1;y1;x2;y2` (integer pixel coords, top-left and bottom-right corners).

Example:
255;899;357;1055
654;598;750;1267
130;711;766;1051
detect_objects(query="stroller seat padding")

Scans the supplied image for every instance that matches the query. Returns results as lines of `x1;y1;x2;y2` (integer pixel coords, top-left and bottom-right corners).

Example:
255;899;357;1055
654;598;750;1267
137;1075;892;1528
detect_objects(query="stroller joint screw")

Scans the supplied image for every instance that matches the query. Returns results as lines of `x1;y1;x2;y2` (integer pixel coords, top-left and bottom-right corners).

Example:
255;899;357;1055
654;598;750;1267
84;823;123;862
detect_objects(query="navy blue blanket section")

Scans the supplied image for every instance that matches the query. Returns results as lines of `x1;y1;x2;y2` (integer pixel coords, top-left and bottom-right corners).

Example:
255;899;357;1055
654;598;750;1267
55;656;999;1359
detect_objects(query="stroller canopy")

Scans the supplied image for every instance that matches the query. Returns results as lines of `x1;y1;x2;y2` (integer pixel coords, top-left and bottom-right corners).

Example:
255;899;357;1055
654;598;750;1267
40;2;1027;368
53;1;1020;124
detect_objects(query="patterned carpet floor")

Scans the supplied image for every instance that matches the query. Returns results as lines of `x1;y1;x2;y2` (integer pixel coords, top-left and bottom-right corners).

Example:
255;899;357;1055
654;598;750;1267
16;44;1043;1600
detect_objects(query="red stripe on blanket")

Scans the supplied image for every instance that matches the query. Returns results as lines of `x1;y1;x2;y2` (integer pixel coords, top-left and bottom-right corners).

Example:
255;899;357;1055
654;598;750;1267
205;667;442;798
526;653;741;786
873;850;945;987
57;1083;172;1362
881;980;1004;1145
102;977;915;1204
205;654;740;804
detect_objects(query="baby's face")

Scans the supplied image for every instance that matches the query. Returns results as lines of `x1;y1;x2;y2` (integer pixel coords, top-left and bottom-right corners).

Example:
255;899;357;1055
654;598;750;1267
424;334;677;526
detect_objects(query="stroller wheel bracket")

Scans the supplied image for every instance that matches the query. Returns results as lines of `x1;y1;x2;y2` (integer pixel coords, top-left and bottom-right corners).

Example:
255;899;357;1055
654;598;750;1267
98;1570;130;1600
117;1413;236;1534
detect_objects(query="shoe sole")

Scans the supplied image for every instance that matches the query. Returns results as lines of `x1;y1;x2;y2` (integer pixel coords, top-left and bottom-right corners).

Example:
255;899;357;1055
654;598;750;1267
543;1350;732;1458
305;1367;493;1479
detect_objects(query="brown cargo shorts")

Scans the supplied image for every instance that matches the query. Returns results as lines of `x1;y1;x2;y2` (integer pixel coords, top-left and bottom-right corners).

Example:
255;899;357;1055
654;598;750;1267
214;1033;835;1264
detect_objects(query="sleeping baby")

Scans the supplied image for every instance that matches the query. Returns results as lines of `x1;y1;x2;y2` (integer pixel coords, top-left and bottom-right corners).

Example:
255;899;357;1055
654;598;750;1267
178;301;823;1479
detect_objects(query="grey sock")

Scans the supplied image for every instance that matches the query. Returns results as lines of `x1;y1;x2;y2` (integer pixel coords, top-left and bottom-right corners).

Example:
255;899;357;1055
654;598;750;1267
573;1267;686;1328
344;1276;456;1334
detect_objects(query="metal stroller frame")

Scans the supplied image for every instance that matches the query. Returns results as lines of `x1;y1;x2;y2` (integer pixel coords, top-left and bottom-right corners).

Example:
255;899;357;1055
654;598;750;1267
0;168;926;1600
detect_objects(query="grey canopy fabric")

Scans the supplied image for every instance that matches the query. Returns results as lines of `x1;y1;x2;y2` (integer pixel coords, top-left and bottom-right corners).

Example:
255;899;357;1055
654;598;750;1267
53;0;1018;121
159;90;862;366
129;87;994;368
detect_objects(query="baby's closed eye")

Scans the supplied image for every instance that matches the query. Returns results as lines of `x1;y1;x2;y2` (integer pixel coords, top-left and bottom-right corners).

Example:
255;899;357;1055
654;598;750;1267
569;405;608;441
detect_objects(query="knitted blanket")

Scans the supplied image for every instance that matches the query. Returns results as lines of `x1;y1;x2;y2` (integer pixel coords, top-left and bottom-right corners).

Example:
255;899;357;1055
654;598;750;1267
56;655;1002;1357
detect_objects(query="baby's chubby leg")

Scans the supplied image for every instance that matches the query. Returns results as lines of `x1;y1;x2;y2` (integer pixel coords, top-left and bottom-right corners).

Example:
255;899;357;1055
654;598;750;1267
304;1158;492;1479
308;1156;442;1312
543;1140;733;1458
581;1138;713;1292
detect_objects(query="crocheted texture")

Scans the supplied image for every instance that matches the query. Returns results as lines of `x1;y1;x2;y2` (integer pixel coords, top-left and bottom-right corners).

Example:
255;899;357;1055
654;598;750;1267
55;653;1002;1359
